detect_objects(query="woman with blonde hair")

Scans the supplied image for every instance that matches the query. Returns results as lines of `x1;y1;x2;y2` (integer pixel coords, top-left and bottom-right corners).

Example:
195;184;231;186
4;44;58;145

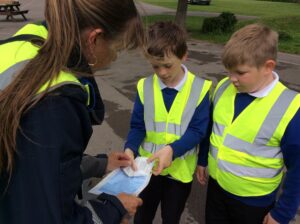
0;0;144;223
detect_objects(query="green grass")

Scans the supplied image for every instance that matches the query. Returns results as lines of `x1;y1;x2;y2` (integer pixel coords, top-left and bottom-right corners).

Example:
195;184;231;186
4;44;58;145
140;0;300;54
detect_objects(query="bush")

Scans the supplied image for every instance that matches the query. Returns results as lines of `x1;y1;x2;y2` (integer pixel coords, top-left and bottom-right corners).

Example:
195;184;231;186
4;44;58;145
202;12;237;34
278;31;292;40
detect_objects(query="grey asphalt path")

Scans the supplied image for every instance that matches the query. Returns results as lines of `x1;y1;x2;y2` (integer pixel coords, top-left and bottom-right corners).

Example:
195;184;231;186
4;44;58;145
136;2;258;20
1;0;299;223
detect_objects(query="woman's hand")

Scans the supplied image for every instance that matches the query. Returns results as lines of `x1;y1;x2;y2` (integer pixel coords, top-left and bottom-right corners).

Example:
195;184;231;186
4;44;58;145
117;193;143;217
106;151;132;172
147;145;173;175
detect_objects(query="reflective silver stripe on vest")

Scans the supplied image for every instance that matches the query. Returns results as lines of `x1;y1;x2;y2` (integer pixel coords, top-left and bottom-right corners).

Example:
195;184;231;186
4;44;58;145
144;75;155;131
142;142;165;153
213;79;231;107
181;77;204;133
142;141;196;157
218;159;283;178
212;121;225;136
168;123;181;136
209;145;218;159
0;60;28;90
143;75;204;135
223;134;282;158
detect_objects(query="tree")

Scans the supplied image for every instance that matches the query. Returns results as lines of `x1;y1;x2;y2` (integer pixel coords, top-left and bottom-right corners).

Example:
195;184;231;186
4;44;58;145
175;0;188;28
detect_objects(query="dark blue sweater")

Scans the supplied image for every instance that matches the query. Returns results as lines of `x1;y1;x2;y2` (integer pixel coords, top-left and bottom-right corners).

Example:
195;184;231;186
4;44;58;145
198;92;300;224
124;86;210;163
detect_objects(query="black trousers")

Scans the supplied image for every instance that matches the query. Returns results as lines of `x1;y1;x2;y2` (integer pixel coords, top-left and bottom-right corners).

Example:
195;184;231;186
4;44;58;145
206;177;274;224
134;175;192;224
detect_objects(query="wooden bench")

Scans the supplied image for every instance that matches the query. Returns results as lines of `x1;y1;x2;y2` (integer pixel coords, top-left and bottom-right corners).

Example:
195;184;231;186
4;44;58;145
0;1;28;21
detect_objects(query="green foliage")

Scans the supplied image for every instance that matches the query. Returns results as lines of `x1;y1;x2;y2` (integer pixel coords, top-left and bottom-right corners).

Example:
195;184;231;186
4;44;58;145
201;12;237;33
278;31;292;41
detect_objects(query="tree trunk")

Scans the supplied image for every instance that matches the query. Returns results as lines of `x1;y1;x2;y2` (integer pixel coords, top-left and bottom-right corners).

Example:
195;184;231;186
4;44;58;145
175;0;188;28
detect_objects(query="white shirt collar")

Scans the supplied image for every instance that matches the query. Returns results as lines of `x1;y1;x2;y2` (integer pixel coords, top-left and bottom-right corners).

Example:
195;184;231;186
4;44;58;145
158;64;188;91
248;71;279;98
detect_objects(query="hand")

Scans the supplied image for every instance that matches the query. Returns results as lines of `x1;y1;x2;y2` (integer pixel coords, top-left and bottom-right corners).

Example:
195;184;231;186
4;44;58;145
106;151;131;172
263;213;279;224
124;148;137;171
117;193;143;217
147;145;173;176
196;166;208;185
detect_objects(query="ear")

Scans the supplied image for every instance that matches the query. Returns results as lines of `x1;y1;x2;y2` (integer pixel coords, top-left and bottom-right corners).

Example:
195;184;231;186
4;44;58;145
86;28;103;47
264;59;276;74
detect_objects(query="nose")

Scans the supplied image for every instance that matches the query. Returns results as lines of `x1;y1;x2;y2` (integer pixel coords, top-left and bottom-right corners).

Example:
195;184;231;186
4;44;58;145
157;67;167;76
228;73;238;82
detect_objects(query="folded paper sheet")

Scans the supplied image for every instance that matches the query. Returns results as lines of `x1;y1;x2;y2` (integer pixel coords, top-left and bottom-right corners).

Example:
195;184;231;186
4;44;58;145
89;157;153;196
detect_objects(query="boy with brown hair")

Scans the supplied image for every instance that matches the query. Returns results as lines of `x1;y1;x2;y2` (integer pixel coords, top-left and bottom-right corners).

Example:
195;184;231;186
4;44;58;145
124;21;212;223
197;23;300;224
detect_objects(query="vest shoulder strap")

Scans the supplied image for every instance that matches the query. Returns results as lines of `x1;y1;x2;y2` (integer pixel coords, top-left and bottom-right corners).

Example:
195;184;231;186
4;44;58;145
0;22;47;45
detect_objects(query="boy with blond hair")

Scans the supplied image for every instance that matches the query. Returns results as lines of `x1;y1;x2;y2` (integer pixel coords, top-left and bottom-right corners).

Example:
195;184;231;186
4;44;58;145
197;23;300;224
124;21;212;223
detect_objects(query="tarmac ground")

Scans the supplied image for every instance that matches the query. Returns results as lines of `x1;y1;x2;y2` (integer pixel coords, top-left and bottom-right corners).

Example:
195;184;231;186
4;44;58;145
1;0;300;223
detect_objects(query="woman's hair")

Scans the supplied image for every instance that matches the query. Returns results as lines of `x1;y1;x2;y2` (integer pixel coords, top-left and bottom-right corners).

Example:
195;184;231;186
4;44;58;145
222;23;278;69
146;21;187;59
0;0;144;178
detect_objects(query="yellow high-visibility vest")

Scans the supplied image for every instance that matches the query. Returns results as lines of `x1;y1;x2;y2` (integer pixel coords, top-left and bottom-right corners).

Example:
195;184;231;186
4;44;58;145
138;72;212;183
0;23;89;103
209;77;300;196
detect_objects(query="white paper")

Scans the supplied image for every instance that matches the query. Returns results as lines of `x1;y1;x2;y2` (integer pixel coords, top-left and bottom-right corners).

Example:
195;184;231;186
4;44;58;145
89;157;153;196
123;157;153;177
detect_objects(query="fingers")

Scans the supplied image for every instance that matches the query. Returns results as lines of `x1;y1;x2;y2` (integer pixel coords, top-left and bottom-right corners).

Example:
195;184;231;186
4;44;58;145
124;149;137;171
117;193;143;217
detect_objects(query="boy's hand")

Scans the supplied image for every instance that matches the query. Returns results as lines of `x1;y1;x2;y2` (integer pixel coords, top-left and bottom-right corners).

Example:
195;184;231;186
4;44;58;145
106;151;131;172
124;148;137;171
263;213;279;224
147;145;173;175
117;193;143;217
196;166;208;185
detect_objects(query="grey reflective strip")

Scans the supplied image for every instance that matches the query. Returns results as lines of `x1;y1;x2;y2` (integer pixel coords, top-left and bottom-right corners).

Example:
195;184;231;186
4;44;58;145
209;145;218;159
142;141;196;156
255;89;298;145
181;77;204;133
142;142;165;153
0;60;29;90
168;123;181;136
155;122;166;133
223;134;282;159
144;75;155;131
212;121;225;136
218;159;283;178
213;79;231;107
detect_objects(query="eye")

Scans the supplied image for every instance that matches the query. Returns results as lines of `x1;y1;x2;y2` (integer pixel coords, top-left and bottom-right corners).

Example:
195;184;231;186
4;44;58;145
236;70;247;75
152;65;159;69
164;64;172;69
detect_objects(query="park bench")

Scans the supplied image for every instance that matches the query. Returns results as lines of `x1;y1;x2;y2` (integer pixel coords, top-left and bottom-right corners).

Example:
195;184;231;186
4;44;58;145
0;0;28;21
